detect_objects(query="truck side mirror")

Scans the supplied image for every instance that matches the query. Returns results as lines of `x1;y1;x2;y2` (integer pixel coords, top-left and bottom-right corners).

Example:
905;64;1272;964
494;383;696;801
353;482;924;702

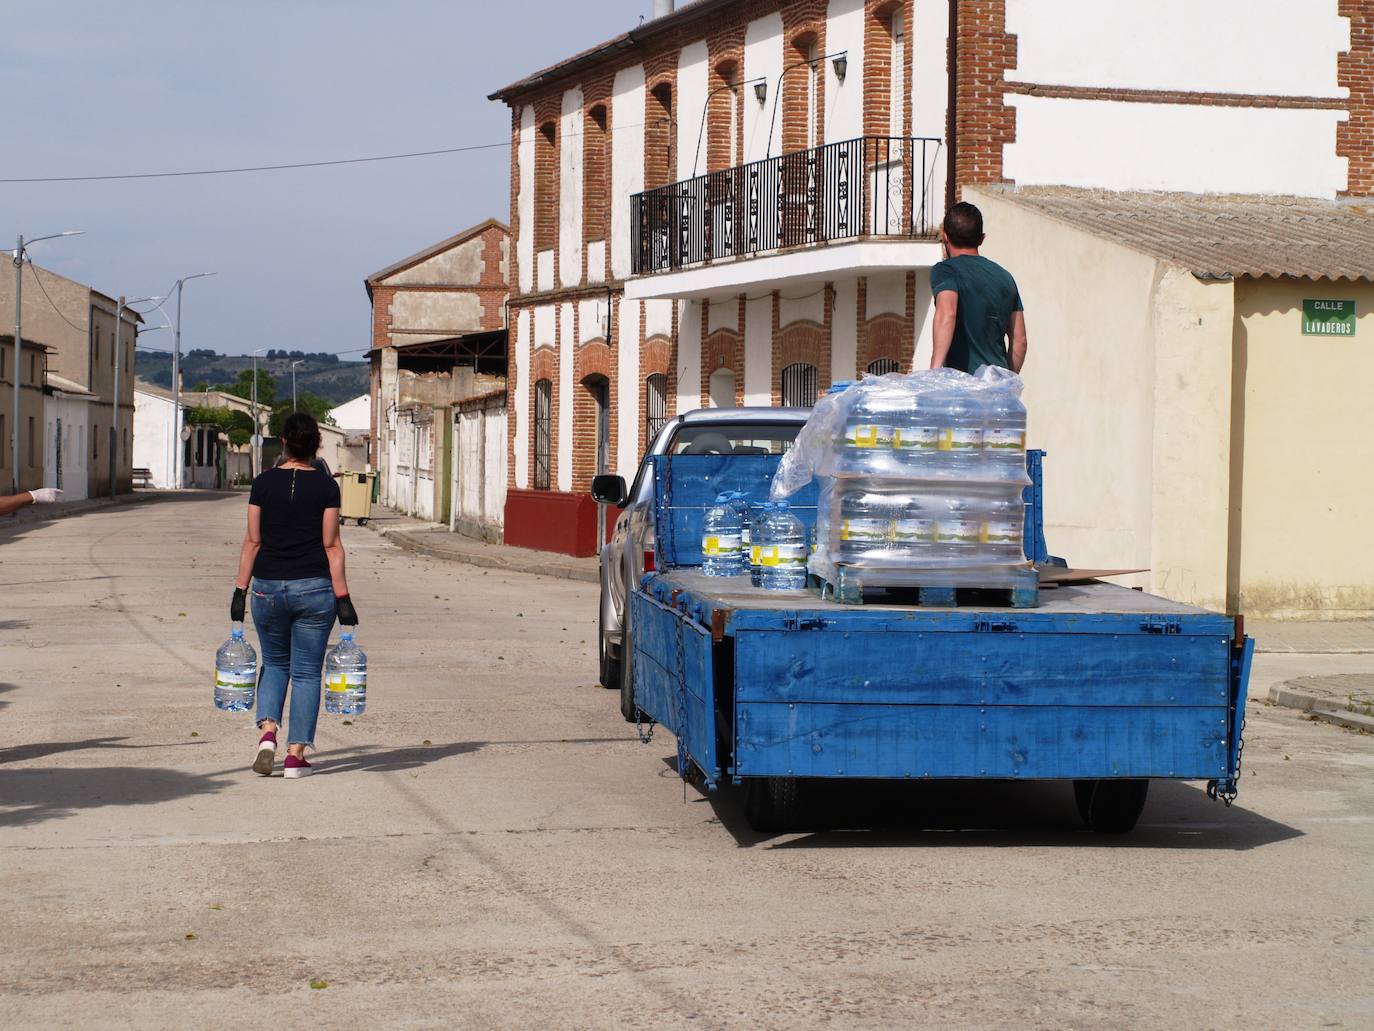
591;474;628;507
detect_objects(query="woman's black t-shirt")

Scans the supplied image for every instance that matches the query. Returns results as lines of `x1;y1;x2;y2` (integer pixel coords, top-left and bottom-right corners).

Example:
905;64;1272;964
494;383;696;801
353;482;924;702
249;466;341;581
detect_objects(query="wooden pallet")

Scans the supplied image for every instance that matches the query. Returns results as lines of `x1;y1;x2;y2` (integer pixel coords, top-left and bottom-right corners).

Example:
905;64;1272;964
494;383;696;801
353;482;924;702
807;563;1040;608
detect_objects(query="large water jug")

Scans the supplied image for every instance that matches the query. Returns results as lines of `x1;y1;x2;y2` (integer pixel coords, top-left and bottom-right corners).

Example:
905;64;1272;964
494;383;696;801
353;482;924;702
835;489;895;563
324;632;368;715
702;492;743;577
982;385;1028;481
757;502;809;591
984;490;1026;561
748;501;770;587
214;624;257;712
841;385;898;475
933;495;986;561
891;493;939;566
724;493;753;576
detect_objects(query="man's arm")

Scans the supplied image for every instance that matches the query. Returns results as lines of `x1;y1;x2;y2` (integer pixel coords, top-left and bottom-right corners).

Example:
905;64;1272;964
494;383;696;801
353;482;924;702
931;290;958;368
1008;310;1028;373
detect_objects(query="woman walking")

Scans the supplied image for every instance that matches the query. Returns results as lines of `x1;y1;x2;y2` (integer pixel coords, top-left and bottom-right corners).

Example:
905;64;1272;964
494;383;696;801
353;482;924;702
231;412;359;778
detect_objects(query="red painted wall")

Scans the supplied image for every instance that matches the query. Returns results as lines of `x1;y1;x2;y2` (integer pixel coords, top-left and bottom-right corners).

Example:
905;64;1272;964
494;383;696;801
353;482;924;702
505;489;612;558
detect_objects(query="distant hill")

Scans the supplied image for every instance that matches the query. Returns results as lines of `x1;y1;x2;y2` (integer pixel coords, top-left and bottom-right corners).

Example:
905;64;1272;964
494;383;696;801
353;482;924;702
135;349;368;407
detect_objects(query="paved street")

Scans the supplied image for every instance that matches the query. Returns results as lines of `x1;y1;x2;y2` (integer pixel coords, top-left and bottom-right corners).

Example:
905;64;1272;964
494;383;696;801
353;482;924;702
2;494;1373;1030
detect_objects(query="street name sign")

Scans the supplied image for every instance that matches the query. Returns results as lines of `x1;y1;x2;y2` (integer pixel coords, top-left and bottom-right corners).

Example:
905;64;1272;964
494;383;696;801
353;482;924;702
1302;298;1356;336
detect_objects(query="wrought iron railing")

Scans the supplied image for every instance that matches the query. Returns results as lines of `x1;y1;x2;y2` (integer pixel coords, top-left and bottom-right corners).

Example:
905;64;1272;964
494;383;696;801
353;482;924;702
631;136;942;276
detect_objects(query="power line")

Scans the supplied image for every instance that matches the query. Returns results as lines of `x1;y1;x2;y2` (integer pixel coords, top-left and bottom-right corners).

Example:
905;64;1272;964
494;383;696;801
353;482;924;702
25;262;90;335
0;119;652;184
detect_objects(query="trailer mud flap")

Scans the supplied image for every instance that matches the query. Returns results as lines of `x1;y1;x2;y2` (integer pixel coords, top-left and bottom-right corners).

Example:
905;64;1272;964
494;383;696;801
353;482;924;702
630;589;720;786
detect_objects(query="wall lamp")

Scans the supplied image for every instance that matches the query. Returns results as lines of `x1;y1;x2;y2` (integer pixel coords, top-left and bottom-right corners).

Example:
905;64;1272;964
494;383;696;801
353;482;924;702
753;80;768;105
832;53;848;82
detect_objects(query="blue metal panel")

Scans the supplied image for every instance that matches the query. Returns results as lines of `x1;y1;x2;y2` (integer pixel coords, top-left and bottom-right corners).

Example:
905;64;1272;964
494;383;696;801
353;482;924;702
650;453;818;568
735;702;1229;780
733;630;1230;708
1022;449;1050;564
629;589;720;782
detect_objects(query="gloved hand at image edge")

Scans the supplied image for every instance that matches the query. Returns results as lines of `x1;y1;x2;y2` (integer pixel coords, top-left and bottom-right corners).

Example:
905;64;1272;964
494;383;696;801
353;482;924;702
335;594;359;626
230;587;247;623
29;488;61;504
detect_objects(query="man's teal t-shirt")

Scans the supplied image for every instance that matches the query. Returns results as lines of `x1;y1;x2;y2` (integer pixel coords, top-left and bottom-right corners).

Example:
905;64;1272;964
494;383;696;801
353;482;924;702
929;254;1023;374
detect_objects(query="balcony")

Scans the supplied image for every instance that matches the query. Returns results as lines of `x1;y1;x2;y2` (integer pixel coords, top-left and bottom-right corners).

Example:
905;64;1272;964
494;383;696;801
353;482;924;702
627;136;943;301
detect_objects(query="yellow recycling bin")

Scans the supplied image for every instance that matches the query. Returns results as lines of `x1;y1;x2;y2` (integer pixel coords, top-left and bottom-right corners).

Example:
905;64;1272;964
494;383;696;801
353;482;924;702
340;471;376;526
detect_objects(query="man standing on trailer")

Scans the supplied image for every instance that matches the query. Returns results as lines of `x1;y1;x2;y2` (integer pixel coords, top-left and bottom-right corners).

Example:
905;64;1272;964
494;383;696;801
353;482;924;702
929;202;1028;375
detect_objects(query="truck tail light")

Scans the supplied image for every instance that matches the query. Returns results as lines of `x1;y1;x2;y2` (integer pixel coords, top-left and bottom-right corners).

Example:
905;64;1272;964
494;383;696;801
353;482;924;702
643;549;656;573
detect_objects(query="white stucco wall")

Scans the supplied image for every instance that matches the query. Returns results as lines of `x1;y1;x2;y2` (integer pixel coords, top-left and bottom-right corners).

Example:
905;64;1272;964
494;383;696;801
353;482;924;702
587;240;606;284
133;390;173;491
707;297;739;334
779;289;825;327
644;298;673;340
743;13;785;162
513;308;531;490
677;41;710;179
578;298;607;343
677;300;702;412
558;303;574;491
533;304;556;348
517;106;535;295
824;0;864;143
559;88;584;289
831;278;858;382
1006;0;1349;98
866;271;906;318
1004;96;1349;198
388;236;489;287
912;0;950;206
46;394;91;499
743;294;772;405
611;65;646;281
616;298;641;479
911;269;934;369
328;394;371;432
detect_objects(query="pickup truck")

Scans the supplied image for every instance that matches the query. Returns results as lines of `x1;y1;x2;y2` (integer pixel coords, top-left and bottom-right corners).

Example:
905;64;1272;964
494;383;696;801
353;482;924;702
594;442;1253;835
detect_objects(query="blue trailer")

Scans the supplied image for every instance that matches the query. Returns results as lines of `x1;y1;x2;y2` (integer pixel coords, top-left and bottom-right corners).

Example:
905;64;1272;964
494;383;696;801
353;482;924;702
627;451;1253;833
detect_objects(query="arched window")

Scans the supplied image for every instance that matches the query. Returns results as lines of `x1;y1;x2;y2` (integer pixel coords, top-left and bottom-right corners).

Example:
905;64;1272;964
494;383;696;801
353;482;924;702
867;357;900;376
781;362;819;407
708;368;737;408
534;378;552;490
584;375;611;476
645;373;668;447
584;105;610;250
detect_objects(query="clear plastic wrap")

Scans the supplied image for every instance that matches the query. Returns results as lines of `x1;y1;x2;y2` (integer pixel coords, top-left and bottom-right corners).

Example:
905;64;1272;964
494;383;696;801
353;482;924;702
771;368;1033;591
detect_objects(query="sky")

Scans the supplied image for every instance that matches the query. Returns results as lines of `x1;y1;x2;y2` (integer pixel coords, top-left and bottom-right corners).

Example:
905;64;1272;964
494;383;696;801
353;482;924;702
2;0;641;358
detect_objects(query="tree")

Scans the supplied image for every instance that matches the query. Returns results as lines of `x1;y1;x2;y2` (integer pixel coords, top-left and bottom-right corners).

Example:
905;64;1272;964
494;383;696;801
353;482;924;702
192;380;211;392
185;406;254;448
268;391;335;436
216;368;278;408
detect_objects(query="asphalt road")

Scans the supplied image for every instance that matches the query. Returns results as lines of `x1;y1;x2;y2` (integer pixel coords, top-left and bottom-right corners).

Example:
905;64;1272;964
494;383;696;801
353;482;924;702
2;494;1372;1029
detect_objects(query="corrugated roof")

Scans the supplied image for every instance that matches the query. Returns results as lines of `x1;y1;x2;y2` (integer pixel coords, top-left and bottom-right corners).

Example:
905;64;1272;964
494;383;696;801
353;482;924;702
45;371;96;397
979;186;1374;282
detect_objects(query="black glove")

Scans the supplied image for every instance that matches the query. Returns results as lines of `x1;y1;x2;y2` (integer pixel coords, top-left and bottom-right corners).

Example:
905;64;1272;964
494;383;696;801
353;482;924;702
230;587;247;623
335;594;359;626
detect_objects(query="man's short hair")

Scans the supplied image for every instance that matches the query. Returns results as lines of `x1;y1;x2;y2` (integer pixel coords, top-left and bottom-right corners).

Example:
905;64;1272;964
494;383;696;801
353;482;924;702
943;202;984;248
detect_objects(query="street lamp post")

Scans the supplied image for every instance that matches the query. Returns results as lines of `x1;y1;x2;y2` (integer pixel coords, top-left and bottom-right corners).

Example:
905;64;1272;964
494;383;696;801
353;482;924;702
111;294;162;499
170;272;217;489
11;230;84;494
291;359;304;411
250;347;265;477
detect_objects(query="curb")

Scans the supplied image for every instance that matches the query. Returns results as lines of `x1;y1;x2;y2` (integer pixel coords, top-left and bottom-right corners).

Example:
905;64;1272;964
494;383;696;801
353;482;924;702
1267;684;1374;733
367;523;599;584
1;489;174;528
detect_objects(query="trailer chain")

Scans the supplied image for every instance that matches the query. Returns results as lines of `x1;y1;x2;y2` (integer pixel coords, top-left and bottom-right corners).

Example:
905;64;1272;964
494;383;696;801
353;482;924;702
1207;716;1245;807
674;618;690;795
634;706;655;744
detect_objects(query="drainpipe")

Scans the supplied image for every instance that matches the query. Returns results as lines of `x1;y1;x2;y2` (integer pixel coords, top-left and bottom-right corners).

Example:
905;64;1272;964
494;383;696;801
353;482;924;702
945;0;958;211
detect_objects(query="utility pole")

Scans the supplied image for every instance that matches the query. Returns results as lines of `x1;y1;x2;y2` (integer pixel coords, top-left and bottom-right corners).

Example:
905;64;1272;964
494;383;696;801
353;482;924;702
291;359;303;411
169;271;216;489
11;231;84;494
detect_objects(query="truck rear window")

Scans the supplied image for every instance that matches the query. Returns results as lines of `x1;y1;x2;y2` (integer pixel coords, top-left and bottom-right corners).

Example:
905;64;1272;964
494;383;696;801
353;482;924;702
670;424;802;456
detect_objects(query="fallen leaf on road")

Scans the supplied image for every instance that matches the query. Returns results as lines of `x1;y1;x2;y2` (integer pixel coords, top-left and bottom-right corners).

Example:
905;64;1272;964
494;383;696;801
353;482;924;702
309;979;328;990
185;933;197;940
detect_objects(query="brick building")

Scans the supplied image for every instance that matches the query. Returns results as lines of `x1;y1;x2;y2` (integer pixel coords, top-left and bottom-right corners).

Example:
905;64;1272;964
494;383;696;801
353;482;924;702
490;0;1373;561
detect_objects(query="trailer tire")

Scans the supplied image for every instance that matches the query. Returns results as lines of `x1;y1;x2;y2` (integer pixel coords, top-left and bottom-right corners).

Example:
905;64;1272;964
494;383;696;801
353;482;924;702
744;776;804;833
1074;779;1149;833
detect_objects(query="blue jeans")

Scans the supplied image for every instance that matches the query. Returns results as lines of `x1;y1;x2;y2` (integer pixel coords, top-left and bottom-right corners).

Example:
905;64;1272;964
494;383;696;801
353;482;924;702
250;577;336;747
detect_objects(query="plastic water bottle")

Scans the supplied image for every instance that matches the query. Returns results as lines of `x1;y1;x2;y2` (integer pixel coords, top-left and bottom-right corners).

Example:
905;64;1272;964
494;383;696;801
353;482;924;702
214;624;257;712
984;490;1026;561
324;632;368;715
702;492;743;577
841;389;896;475
891;391;944;476
724;493;753;576
933;496;986;561
891;493;939;566
758;502;809;591
983;385;1028;481
835;489;895;563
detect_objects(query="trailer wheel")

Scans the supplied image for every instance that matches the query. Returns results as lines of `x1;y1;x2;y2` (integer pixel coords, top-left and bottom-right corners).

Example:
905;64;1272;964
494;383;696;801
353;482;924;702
358;518;369;526
1074;779;1149;834
744;776;804;833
